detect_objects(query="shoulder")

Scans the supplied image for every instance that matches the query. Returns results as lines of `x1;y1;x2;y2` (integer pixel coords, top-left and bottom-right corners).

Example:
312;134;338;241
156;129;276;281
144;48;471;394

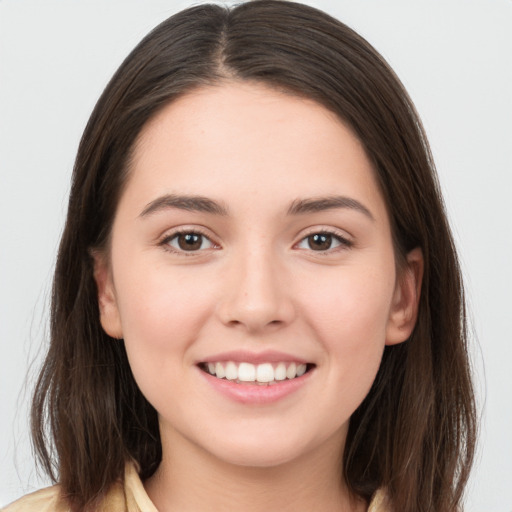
1;485;69;512
368;488;390;512
1;481;130;512
2;462;155;512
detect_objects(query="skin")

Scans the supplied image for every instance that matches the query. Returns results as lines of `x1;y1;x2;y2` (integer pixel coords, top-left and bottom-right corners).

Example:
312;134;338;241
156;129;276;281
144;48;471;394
95;82;422;512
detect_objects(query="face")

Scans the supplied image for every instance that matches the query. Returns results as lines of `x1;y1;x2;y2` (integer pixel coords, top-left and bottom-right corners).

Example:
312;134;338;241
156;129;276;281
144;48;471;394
95;82;421;470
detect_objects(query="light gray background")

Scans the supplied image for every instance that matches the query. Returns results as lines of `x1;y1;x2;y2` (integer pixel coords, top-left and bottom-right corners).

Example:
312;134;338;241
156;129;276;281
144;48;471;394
1;1;511;510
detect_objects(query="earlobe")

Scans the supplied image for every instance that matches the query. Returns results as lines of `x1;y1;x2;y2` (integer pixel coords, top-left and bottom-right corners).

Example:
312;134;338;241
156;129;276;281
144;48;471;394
386;247;424;346
91;251;123;339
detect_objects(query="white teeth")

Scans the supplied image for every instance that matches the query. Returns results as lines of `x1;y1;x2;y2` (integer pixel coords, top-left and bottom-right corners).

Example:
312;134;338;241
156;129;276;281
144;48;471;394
238;362;256;382
215;362;226;379
204;361;310;383
286;362;297;380
274;363;287;381
225;361;237;380
256;363;274;383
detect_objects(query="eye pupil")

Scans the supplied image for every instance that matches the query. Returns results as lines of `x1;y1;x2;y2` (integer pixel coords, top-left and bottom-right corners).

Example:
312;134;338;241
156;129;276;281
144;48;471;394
308;233;332;250
178;233;202;251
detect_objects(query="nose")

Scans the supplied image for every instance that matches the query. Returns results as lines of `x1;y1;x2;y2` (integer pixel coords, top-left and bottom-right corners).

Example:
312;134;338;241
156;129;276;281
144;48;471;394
216;245;296;334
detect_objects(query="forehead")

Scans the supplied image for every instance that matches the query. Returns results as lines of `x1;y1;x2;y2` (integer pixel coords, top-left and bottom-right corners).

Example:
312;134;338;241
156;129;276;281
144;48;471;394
123;81;387;221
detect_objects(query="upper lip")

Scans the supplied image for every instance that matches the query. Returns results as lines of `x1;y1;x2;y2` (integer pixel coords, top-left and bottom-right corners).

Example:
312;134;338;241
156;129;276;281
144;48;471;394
198;350;310;365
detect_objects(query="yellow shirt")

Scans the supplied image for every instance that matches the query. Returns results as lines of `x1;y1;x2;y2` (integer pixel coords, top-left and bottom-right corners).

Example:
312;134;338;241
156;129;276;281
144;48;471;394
2;463;388;511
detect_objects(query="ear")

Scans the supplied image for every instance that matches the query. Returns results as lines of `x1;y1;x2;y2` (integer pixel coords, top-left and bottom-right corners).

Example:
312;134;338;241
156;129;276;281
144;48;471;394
386;247;424;346
91;251;123;339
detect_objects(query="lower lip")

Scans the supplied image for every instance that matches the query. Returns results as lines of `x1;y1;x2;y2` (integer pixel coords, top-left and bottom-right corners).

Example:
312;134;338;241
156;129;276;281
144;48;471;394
198;368;313;404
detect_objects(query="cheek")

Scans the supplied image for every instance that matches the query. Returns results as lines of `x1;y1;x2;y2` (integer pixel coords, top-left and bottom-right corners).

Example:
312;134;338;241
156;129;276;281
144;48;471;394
302;263;394;334
111;255;217;368
297;262;395;383
112;265;221;417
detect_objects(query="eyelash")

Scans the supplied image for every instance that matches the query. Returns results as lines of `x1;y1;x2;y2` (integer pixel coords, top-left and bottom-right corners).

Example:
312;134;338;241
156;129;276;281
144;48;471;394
160;228;218;256
295;229;353;254
159;228;353;256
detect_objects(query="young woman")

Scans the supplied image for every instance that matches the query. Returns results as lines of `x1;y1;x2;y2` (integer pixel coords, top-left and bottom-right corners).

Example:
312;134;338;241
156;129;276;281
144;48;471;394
3;1;476;511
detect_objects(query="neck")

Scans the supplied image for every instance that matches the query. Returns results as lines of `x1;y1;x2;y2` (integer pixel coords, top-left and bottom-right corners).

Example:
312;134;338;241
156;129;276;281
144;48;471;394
144;428;366;512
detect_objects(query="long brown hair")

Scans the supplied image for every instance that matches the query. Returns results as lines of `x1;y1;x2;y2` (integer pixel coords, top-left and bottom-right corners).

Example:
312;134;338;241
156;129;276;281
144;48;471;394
31;1;476;510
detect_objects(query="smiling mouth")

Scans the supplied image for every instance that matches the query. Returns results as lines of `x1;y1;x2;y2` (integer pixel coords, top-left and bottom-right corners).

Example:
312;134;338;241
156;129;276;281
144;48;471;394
198;361;315;385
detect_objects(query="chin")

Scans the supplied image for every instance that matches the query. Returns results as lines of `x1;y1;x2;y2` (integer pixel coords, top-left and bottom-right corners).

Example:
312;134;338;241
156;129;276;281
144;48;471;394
196;423;343;470
211;443;307;469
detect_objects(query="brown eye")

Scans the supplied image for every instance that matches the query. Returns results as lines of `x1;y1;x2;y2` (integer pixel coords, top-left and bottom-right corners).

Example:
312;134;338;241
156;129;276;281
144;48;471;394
308;233;333;251
296;231;351;252
167;232;214;252
178;233;202;250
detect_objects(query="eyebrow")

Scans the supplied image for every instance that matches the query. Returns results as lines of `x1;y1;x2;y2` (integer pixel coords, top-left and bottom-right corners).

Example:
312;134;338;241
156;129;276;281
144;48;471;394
140;194;229;217
287;196;374;221
139;193;374;221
